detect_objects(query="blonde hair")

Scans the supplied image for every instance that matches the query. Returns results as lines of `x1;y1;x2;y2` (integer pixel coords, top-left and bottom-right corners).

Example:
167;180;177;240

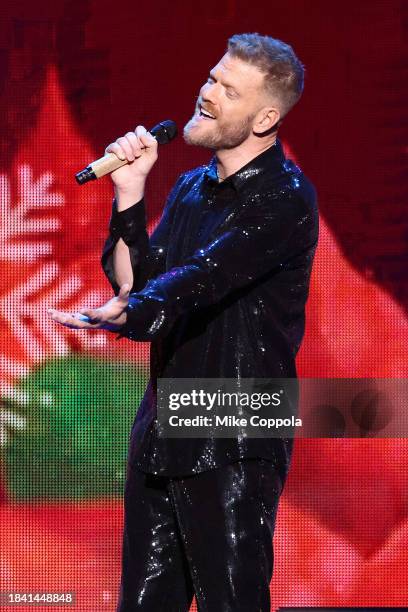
228;33;305;122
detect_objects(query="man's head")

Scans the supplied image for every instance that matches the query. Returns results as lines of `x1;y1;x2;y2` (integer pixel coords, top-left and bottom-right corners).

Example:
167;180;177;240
183;33;304;151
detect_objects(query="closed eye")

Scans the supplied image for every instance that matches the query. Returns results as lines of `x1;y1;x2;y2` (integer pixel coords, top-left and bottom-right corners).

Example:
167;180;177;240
206;72;239;98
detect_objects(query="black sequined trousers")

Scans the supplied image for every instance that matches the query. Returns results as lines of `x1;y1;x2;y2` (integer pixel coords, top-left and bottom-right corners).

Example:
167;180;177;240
117;458;283;612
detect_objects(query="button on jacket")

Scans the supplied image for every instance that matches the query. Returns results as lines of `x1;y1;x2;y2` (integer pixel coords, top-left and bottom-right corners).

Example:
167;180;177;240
101;138;319;486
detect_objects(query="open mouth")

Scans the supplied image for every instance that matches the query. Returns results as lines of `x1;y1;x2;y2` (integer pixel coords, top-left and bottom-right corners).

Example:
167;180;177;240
199;105;216;120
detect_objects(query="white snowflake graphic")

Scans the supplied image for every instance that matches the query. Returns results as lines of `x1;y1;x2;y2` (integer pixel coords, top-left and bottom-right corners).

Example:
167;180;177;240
0;164;111;390
0;164;64;262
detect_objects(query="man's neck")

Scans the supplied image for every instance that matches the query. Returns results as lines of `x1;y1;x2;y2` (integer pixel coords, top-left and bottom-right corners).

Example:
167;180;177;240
215;135;277;181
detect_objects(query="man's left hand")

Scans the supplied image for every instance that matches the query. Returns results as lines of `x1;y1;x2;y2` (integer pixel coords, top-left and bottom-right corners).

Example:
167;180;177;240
48;283;130;332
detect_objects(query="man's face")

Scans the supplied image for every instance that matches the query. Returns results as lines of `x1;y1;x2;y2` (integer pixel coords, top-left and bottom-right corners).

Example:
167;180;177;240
183;53;268;150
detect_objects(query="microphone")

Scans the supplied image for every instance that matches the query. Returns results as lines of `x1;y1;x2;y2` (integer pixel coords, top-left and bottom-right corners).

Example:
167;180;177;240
75;120;177;185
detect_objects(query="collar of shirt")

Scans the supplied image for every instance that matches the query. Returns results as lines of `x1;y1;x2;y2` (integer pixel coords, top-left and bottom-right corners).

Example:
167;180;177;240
202;137;287;193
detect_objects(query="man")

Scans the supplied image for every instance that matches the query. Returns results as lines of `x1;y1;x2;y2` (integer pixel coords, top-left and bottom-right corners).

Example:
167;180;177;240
49;33;318;612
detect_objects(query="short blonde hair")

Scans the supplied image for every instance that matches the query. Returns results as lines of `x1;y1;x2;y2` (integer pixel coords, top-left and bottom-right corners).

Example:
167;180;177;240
228;33;305;122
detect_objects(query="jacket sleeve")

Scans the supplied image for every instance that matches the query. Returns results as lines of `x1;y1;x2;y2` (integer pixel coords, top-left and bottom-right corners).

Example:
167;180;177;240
118;188;319;342
100;173;187;295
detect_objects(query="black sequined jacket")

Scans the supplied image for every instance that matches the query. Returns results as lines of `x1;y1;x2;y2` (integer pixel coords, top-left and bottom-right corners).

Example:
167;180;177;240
101;138;319;484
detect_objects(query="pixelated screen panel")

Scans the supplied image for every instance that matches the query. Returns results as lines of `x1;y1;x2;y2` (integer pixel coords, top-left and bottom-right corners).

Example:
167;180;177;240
0;1;407;610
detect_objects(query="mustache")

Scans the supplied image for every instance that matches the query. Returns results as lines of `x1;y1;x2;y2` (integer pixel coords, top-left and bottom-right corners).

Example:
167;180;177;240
195;97;217;116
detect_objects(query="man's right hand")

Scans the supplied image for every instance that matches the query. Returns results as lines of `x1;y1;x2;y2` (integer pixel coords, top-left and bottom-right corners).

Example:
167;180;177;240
105;125;158;207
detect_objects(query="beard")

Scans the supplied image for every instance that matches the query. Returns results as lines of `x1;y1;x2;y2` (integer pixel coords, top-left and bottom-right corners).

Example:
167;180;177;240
183;111;255;150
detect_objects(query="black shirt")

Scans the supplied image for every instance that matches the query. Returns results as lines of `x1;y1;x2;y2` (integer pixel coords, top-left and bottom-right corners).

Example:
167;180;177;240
101;138;319;486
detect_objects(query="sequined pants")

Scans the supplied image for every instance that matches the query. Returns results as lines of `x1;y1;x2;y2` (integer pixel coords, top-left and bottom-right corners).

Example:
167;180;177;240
117;458;283;612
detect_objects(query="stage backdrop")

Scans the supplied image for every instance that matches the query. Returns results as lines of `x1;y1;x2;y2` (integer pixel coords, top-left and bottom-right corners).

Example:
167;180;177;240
0;1;407;610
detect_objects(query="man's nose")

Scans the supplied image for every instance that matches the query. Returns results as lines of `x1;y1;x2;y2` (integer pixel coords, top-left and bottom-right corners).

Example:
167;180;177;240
201;82;218;104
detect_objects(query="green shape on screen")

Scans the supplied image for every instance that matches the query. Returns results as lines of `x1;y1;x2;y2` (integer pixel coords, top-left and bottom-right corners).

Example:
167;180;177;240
3;356;149;500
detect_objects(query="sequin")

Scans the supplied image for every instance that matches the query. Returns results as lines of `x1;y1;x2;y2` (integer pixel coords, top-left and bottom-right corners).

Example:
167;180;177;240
117;458;282;611
101;138;319;485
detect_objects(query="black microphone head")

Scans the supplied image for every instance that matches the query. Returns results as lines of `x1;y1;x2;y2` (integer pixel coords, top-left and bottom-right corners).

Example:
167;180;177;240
150;120;178;144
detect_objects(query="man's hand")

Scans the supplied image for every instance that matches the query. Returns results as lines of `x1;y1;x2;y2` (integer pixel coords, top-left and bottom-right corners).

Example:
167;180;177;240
48;284;130;332
105;125;158;207
107;124;158;182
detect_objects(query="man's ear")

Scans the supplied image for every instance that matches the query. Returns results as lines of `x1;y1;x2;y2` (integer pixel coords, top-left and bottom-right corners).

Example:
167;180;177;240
253;107;281;135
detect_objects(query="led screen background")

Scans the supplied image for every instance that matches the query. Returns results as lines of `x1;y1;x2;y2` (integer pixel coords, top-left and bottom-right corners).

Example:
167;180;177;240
0;0;407;609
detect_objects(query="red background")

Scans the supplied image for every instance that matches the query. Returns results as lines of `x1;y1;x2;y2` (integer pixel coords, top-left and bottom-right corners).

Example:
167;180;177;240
0;1;407;610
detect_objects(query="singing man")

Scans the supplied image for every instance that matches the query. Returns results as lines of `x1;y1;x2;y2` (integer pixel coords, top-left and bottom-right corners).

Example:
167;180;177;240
49;33;319;612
